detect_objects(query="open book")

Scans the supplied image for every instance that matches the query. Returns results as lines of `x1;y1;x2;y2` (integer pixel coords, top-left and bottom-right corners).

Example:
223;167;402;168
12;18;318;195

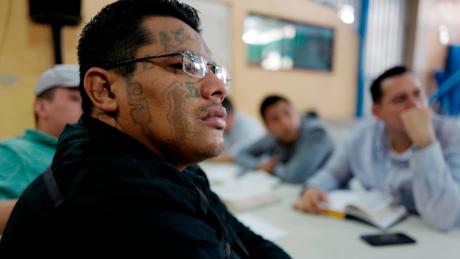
210;171;281;211
200;162;281;211
321;190;407;229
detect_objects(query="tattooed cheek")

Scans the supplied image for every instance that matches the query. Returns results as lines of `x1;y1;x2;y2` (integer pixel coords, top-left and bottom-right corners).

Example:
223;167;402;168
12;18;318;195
131;109;150;124
141;61;155;71
130;99;152;124
127;82;143;96
185;82;201;98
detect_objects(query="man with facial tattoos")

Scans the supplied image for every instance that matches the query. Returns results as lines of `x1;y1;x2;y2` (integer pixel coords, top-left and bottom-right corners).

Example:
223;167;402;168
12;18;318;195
0;1;291;258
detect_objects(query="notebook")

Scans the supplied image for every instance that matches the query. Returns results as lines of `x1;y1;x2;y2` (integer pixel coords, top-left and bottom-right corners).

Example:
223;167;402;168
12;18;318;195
321;190;407;229
210;171;281;211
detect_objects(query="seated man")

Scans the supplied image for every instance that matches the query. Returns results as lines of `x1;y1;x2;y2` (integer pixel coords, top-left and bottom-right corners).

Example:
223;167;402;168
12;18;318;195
0;1;290;258
211;97;265;162
0;64;81;232
294;66;460;231
234;95;334;183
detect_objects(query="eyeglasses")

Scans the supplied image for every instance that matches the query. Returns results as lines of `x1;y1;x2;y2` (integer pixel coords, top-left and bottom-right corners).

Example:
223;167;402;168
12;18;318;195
105;50;232;85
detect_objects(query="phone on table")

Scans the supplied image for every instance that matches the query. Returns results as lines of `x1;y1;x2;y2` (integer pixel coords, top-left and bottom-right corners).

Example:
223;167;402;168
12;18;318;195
360;232;416;247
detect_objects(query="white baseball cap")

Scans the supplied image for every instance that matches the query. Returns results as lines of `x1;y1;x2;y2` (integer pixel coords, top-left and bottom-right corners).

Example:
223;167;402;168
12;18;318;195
35;64;80;96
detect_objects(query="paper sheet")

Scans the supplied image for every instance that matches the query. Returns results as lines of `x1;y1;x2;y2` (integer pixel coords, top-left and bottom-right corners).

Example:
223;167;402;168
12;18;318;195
236;213;288;241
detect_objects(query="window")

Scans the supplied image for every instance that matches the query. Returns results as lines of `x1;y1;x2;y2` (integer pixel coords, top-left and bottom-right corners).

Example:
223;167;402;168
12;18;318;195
243;13;334;72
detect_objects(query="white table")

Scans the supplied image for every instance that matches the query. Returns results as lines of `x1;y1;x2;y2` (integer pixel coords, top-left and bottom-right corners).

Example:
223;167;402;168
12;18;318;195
249;184;460;259
201;162;460;259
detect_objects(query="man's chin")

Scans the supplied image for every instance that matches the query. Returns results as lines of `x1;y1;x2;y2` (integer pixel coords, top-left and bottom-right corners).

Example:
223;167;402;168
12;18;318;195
194;143;224;161
208;144;224;158
280;135;296;144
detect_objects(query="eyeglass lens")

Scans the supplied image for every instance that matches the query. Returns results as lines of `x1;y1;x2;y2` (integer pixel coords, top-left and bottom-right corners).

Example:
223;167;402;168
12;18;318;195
182;52;207;78
181;51;230;84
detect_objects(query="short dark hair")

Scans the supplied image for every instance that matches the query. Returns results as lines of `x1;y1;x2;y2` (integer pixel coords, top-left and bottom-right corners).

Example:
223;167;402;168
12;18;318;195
260;95;290;121
78;0;201;113
36;87;57;101
370;66;409;104
304;109;319;119
222;97;233;114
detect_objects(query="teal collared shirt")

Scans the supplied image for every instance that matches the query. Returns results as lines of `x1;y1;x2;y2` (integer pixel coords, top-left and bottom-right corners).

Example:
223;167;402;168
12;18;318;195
0;129;57;200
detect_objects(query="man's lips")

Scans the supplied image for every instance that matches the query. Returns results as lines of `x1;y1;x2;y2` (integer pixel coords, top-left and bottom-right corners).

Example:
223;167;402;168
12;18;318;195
201;105;227;130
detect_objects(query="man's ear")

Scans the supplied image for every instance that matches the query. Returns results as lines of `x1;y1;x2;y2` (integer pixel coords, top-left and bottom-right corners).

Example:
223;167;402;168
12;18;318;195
372;103;381;118
83;67;118;112
33;98;49;120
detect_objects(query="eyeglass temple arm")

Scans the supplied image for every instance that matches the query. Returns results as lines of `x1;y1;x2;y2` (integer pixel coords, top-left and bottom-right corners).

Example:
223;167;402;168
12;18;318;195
104;52;181;69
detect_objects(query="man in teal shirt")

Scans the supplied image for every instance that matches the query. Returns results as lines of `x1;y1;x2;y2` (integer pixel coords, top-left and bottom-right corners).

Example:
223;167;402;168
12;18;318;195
0;64;82;230
0;130;57;199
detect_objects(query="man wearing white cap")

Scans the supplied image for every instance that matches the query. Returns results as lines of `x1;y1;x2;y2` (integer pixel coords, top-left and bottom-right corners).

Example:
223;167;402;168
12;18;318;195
0;64;81;231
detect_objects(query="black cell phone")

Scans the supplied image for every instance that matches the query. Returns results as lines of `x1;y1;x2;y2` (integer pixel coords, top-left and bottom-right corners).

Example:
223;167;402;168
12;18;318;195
360;232;416;246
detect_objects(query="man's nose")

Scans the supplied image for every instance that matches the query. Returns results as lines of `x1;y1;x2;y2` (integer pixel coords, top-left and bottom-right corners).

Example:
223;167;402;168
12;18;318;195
200;71;228;102
280;115;292;129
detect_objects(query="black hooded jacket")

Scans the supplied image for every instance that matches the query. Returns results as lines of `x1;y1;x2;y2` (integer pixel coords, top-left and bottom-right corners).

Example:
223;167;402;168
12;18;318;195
0;114;290;258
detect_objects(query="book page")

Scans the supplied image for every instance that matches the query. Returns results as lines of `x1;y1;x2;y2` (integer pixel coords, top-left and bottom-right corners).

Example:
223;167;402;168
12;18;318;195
236;213;287;241
325;190;407;229
324;190;360;212
350;191;393;214
210;170;281;211
199;162;241;185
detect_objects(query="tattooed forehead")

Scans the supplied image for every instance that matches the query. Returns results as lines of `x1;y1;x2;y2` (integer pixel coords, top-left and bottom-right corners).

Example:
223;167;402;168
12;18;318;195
141;17;213;61
158;29;211;59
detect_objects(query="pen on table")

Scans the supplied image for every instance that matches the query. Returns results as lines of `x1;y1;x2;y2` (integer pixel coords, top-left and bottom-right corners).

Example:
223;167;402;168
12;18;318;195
318;202;345;219
321;209;346;219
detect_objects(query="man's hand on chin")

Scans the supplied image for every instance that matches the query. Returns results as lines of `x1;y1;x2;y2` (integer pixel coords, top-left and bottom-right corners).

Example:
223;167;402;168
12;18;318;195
401;107;436;149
